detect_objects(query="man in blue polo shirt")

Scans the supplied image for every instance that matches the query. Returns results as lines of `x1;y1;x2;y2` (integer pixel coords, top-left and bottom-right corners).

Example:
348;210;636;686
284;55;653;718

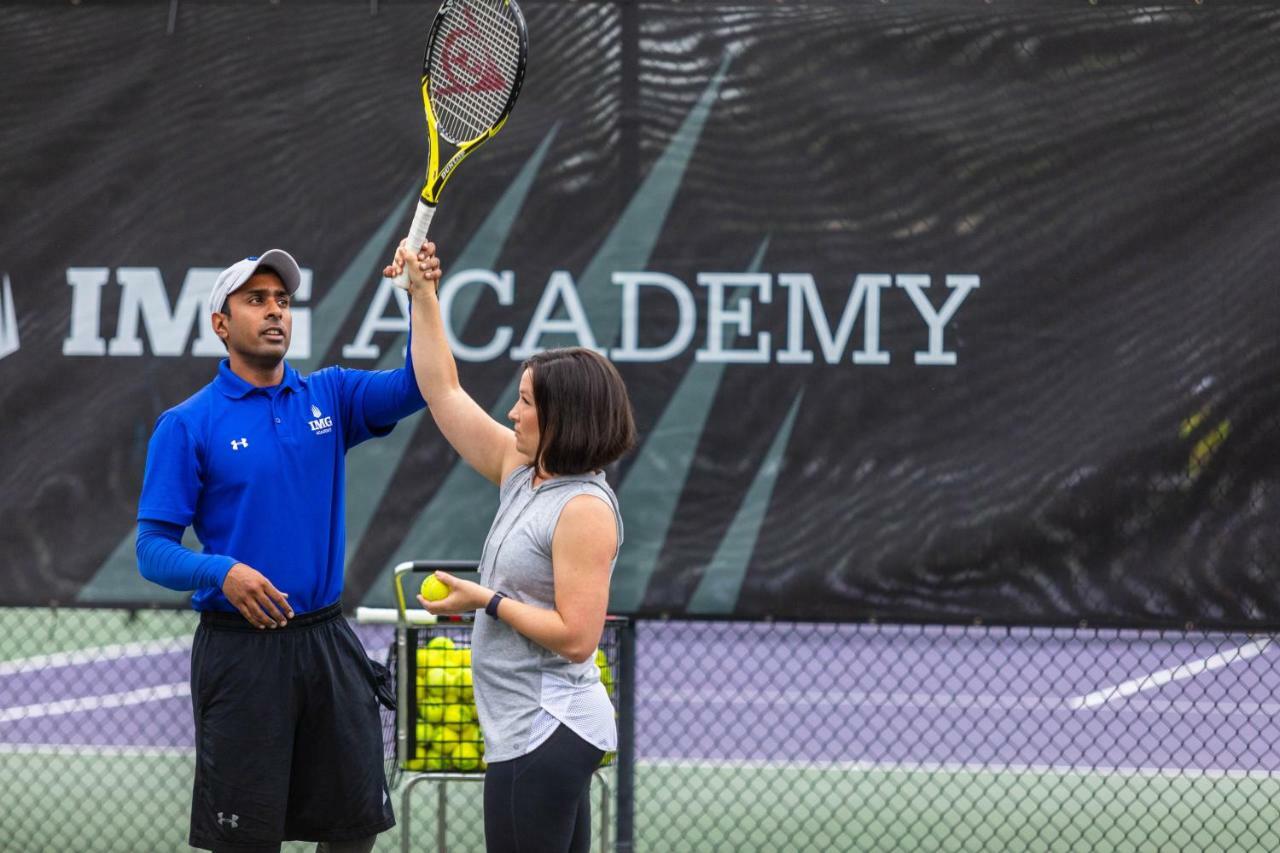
136;247;441;853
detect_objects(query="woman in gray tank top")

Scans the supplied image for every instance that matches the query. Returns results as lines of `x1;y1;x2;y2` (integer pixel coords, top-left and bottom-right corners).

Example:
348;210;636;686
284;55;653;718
389;243;636;853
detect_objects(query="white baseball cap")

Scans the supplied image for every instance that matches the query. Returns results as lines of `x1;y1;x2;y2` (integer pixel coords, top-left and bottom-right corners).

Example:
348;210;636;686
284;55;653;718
208;249;303;314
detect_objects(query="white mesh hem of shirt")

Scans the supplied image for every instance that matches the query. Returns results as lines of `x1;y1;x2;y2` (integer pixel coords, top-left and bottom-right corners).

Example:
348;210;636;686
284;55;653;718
525;670;618;755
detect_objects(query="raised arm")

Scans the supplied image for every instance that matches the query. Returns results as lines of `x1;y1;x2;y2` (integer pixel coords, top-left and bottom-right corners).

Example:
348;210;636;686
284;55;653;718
385;241;528;485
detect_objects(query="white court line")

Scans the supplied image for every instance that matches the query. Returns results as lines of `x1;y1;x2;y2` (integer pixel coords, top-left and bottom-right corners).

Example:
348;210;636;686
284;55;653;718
644;685;1280;717
0;636;192;676
1066;639;1272;710
0;683;190;723
641;757;1280;781
644;688;1065;711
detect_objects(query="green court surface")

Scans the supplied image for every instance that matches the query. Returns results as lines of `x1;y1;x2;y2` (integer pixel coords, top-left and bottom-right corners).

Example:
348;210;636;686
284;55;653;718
0;608;197;663
3;754;1278;852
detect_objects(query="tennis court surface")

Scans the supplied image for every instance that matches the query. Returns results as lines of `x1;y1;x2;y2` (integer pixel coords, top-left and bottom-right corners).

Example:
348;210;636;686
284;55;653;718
3;610;1278;851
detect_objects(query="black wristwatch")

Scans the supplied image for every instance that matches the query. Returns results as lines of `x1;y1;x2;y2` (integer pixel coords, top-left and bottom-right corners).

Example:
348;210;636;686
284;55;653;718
485;591;508;619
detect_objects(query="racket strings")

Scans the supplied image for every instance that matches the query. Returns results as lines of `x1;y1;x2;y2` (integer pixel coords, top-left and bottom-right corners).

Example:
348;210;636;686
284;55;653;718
433;5;518;138
430;0;521;143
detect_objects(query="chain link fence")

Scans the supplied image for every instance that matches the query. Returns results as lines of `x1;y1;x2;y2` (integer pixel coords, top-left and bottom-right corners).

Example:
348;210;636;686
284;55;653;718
4;606;1280;851
632;620;1280;852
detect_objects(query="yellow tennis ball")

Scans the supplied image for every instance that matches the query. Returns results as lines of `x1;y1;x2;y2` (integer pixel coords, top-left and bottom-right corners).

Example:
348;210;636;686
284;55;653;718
435;725;462;755
425;743;450;771
419;702;445;723
420;573;450;602
452;742;482;771
421;667;450;701
454;666;474;702
595;649;614;695
443;703;473;724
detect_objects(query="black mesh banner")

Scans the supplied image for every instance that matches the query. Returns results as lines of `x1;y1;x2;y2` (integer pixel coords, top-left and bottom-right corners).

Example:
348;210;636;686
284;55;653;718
1;1;1278;626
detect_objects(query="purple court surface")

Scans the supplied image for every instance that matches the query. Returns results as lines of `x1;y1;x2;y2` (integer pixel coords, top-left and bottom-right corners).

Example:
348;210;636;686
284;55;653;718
3;622;1278;776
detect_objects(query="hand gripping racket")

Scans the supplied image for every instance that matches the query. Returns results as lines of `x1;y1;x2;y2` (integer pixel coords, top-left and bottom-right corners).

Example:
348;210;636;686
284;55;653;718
392;0;528;289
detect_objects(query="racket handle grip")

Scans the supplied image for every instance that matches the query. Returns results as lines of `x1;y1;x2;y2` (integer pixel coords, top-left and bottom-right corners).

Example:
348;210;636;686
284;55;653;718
391;200;438;291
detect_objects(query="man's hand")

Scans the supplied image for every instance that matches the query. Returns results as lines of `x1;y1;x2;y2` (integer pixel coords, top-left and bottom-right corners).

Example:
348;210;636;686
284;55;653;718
382;240;442;295
222;563;293;628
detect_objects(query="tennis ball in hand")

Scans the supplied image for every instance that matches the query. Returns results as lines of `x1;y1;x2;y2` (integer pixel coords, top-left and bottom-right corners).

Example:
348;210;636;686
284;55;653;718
420;573;450;602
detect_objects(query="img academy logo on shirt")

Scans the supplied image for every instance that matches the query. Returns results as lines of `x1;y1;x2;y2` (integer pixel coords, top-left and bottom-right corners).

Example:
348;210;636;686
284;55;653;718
308;404;333;436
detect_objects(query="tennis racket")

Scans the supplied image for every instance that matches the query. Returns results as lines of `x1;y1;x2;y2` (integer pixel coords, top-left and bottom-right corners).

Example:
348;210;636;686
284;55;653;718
392;0;529;289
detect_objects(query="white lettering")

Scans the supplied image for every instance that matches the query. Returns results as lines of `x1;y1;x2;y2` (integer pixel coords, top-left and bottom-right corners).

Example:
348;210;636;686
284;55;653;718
777;273;891;365
65;267;311;358
695;273;771;364
895;274;980;366
610;272;696;363
63;267;110;356
64;265;977;367
343;278;409;359
509;270;601;359
441;269;514;363
108;268;211;356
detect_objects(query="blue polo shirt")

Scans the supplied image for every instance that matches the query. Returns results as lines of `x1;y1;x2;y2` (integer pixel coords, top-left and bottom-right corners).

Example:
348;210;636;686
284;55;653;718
137;358;425;613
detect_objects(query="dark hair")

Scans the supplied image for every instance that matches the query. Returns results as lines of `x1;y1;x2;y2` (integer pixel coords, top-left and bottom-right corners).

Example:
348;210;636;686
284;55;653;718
522;348;636;476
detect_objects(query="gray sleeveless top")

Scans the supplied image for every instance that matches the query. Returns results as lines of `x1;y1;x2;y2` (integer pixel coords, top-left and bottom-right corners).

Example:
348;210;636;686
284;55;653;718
471;465;622;763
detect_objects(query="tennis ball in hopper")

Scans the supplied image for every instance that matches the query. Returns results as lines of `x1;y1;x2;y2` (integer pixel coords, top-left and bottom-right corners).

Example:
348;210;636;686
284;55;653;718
443;703;473;724
452;742;482;771
437;725;462;755
423;641;455;668
422;667;450;701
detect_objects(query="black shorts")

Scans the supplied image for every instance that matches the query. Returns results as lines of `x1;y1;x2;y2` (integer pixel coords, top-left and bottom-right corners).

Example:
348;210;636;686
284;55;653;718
188;603;395;851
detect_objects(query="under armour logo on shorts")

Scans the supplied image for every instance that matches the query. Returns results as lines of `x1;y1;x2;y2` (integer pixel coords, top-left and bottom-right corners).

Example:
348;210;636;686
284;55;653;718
216;812;239;828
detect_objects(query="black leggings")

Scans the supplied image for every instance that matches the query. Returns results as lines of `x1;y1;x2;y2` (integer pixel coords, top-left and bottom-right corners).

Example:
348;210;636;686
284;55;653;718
484;724;605;853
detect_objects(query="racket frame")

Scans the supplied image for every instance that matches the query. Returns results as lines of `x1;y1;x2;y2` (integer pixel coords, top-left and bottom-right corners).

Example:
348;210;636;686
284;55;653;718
394;0;528;288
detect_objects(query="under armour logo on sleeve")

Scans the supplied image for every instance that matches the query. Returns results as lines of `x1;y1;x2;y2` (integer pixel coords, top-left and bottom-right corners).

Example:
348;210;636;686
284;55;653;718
230;438;249;450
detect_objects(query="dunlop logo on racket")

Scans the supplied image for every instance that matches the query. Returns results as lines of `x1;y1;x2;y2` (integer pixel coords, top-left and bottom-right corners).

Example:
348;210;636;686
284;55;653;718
392;0;529;291
435;8;513;96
